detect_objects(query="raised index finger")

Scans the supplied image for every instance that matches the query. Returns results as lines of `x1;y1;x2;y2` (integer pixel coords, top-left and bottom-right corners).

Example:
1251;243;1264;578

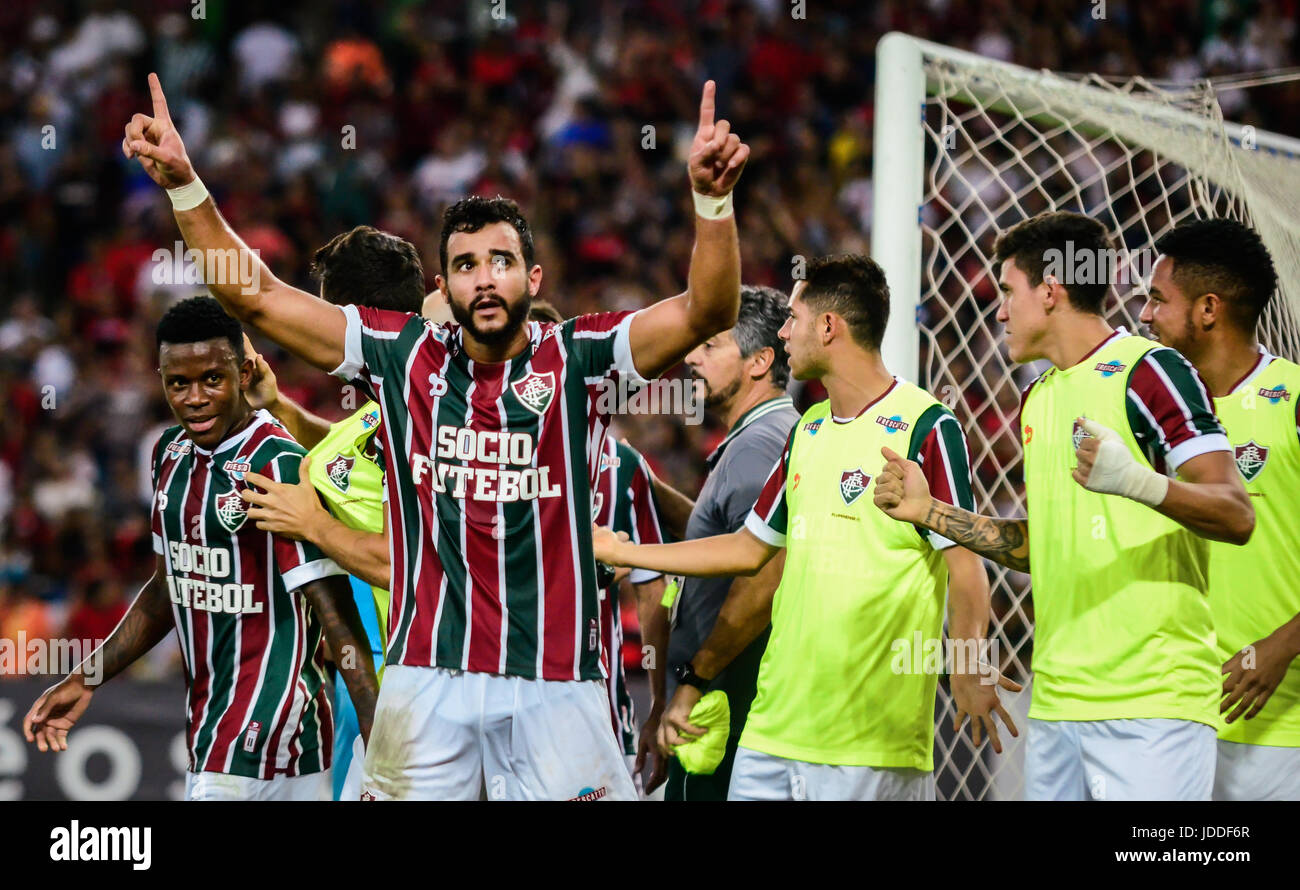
698;79;716;130
148;73;173;124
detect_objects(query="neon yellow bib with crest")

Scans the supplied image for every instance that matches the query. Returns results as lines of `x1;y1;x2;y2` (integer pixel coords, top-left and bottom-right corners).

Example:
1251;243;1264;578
1211;356;1300;746
306;402;389;666
740;381;950;769
1021;333;1218;725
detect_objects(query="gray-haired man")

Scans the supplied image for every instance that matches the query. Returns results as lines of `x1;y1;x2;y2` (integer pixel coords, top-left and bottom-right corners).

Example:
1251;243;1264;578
645;285;799;800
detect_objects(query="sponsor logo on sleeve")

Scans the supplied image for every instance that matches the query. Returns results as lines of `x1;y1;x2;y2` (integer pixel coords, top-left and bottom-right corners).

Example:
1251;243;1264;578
1094;359;1127;377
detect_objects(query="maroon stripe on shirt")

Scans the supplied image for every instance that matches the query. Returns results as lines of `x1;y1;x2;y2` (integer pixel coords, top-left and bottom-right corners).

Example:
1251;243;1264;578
464;362;507;674
395;330;441;667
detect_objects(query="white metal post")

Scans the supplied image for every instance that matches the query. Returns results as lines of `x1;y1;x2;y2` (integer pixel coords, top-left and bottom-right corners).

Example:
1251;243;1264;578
871;32;926;383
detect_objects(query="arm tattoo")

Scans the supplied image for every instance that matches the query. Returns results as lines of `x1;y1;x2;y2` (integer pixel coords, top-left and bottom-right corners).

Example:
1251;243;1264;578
921;500;1031;573
91;575;174;686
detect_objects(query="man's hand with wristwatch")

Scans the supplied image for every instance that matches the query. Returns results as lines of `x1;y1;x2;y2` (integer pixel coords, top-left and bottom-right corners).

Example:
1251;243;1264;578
657;662;714;756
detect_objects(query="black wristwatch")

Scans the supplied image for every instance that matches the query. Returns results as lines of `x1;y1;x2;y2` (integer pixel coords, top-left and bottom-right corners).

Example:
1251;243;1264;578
674;661;712;692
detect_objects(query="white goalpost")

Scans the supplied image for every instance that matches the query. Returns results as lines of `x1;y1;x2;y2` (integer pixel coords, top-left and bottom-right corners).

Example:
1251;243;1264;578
871;32;1300;800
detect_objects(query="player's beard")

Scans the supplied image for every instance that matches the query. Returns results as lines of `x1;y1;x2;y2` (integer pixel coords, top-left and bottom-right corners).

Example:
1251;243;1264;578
449;288;532;347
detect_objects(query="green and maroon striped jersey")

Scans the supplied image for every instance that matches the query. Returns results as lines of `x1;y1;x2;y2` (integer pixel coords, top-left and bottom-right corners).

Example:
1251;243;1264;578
150;410;345;779
592;434;665;754
333;306;648;681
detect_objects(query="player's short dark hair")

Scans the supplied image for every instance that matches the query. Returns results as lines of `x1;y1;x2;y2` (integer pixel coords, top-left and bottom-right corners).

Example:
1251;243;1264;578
439;195;535;274
528;300;564;324
800;255;891;351
1153;218;1277;330
994;211;1111;314
311;226;425;313
733;285;791;390
156;296;244;361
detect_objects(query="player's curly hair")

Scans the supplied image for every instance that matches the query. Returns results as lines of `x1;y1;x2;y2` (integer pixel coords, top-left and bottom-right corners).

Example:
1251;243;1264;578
734;285;792;389
439;195;536;273
1154;219;1277;331
800;255;891;351
156;296;244;361
994;211;1112;314
311;226;425;313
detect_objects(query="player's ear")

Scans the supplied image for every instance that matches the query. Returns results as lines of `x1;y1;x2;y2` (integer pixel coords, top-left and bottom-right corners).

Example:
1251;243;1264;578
528;263;543;297
1197;291;1222;328
238;354;254;391
1041;274;1061;310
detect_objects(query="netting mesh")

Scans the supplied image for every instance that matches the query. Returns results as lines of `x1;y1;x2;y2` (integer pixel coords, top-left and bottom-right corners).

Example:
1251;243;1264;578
915;52;1300;800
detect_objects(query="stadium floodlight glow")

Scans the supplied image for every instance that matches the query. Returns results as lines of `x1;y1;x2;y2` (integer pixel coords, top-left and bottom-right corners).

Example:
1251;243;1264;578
871;32;1300;800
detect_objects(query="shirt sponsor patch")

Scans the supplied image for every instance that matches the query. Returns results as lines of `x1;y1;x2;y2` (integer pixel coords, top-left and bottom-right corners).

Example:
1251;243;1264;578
569;785;608;801
803;418;823;436
1094;359;1127;377
1258;384;1291;404
875;415;909;434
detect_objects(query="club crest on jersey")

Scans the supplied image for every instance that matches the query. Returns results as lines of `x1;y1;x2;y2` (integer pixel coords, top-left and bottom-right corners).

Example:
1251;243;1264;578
803;418;823;436
1094;359;1127;377
512;371;556;416
1234;440;1269;482
875;415;909;434
839;468;871;505
326;453;355;492
214;485;250;533
591;491;604;520
1072;418;1093;450
1258;384;1291;404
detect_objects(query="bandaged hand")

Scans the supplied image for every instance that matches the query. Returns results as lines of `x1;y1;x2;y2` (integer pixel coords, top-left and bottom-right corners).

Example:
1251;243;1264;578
1071;417;1169;507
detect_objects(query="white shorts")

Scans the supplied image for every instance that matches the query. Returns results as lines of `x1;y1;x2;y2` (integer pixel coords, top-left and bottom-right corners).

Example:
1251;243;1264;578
1025;718;1215;801
360;665;637;801
727;747;935;801
184;769;330;801
1214;739;1300;801
339;735;366;801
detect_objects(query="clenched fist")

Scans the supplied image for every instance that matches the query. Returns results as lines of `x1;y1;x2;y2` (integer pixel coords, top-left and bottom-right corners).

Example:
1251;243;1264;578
873;445;933;524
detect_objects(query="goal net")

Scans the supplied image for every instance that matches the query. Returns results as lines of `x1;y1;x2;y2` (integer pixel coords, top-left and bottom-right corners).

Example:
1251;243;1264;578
870;33;1300;800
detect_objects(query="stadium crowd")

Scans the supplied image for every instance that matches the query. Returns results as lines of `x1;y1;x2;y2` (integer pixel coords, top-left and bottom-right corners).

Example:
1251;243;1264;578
1;0;1296;674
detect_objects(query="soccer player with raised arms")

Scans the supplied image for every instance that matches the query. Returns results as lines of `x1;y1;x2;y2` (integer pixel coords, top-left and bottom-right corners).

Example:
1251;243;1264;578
874;211;1255;801
123;73;749;800
595;255;1019;800
23;297;378;801
1139;218;1300;800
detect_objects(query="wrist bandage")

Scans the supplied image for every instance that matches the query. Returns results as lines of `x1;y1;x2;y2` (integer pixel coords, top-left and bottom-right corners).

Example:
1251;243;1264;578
166;176;209;211
692;190;733;219
1079;417;1169;507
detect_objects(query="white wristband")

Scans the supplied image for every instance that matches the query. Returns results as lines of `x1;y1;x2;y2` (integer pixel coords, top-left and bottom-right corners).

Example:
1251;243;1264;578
167;176;210;212
692;190;733;220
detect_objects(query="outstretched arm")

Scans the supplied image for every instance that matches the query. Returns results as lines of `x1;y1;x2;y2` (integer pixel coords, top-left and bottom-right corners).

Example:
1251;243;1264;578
593;525;777;578
626;81;749;379
300;575;379;744
123;74;346;371
874;447;1031;573
24;557;174;752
